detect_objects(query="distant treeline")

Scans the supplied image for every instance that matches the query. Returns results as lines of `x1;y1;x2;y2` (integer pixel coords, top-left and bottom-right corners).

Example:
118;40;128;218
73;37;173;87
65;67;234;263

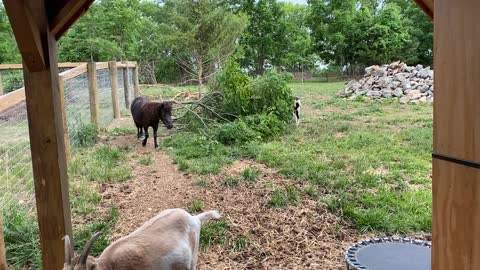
0;0;432;84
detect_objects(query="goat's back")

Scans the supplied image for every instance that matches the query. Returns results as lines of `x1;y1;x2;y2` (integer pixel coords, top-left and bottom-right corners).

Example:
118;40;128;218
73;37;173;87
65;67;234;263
99;209;200;269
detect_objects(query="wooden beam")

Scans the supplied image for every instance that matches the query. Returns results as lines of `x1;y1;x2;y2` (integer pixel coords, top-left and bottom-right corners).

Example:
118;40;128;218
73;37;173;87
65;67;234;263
59;63;87;81
0;212;6;270
96;62;109;70
49;0;95;40
433;0;480;269
58;76;71;162
109;61;120;119
414;0;434;19
122;61;130;109
2;0;46;72
0;73;3;95
4;0;73;268
0;88;25;112
88;62;99;130
0;62;87;71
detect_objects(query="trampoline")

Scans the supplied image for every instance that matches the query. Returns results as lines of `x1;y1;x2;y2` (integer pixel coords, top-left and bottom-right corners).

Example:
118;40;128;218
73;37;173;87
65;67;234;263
345;237;431;270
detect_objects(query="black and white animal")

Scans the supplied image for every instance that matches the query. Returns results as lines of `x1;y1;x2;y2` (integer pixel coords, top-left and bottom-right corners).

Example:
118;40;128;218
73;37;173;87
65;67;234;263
130;96;174;148
293;97;301;127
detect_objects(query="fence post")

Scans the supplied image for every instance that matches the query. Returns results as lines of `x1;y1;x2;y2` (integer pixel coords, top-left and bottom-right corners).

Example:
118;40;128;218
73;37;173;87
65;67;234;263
59;76;71;162
88;62;99;129
108;61;120;119
133;63;140;98
0;73;3;96
0;212;6;270
122;61;130;109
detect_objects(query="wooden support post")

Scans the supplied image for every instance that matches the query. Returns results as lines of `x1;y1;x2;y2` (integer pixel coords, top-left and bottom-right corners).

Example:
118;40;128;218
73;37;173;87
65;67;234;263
433;0;480;269
133;64;140;98
3;1;74;269
88;62;99;129
58;76;71;162
0;212;6;270
108;61;120;119
0;73;3;95
122;61;130;109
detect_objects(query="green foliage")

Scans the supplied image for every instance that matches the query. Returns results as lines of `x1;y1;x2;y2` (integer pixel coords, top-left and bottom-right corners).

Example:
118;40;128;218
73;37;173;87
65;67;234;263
1;71;23;93
2;206;41;269
71;123;99;148
70;146;131;182
308;0;433;71
215;120;260;145
241;167;260;182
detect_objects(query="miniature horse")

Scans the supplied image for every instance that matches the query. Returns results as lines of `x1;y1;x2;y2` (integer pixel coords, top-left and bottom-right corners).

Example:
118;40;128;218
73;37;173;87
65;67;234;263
130;97;174;148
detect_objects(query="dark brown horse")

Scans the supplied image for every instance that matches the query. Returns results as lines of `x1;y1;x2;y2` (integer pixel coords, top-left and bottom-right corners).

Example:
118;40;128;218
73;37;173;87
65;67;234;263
130;97;174;148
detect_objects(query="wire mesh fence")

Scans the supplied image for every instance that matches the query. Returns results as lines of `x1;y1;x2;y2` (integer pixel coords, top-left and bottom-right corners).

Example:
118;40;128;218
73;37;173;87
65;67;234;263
0;63;137;214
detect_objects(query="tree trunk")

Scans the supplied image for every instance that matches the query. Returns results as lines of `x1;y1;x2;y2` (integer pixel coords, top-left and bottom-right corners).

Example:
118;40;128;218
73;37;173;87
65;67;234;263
197;55;203;97
256;58;265;75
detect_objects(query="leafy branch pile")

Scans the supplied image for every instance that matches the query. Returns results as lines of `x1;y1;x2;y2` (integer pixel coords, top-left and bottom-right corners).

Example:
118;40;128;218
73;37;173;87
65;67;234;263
174;60;294;146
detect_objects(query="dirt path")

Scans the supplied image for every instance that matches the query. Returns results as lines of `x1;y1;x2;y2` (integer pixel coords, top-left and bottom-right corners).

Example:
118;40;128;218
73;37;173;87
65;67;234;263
98;129;363;269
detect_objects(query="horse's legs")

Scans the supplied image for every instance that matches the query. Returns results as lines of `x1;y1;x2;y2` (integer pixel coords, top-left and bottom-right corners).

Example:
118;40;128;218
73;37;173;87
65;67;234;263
153;125;159;148
142;127;149;147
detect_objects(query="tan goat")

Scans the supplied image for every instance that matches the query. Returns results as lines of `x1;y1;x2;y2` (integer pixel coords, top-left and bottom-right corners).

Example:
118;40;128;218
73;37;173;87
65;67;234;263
64;208;222;270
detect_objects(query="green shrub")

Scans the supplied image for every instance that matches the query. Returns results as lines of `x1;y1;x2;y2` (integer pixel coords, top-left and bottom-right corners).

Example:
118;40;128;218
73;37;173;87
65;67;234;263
2;71;24;93
214;121;260;145
71;123;99;148
242;114;286;140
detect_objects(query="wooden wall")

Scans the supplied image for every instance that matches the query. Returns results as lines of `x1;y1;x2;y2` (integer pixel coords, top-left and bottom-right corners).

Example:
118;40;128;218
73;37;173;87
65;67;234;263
433;0;480;269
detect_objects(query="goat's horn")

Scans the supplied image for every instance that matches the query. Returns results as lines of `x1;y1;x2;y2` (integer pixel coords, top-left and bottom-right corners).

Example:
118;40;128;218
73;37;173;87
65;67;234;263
79;232;103;264
63;235;73;267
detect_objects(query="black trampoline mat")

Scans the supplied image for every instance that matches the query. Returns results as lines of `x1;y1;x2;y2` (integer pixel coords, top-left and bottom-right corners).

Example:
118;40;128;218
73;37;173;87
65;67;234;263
355;242;431;270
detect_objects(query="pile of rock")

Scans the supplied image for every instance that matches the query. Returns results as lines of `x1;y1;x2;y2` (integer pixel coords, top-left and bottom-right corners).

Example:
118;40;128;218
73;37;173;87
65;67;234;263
339;61;434;104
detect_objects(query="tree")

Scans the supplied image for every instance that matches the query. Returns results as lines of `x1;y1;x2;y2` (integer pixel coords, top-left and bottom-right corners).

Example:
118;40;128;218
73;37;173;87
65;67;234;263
236;0;288;75
58;0;142;62
0;5;20;63
161;0;247;94
308;0;416;74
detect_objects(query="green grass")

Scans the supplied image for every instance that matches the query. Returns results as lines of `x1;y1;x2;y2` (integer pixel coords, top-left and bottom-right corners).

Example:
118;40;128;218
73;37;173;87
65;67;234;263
141;85;198;99
200;220;229;249
3;140;124;269
138;155;153;166
163;133;235;175
70;145;132;182
223;176;241;187
195;179;208;187
161;81;433;233
189;199;203;213
241;168;260;182
268;187;300;208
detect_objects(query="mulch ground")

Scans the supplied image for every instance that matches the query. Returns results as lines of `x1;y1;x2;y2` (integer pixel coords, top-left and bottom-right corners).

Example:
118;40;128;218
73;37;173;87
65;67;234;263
97;128;430;270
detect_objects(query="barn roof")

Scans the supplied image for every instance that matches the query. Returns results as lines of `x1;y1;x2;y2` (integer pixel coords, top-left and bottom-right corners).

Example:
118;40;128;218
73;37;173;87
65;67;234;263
414;0;433;19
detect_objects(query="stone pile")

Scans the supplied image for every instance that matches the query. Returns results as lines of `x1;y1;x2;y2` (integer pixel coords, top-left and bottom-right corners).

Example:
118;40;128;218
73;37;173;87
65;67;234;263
339;61;434;104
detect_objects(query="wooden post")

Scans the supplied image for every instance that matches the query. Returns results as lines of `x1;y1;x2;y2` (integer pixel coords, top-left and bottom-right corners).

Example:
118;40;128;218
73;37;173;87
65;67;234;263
122;61;130;109
3;1;73;269
0;73;3;95
108;61;120;119
58;76;71;162
433;0;480;269
88;62;99;129
0;212;6;270
133;64;140;98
